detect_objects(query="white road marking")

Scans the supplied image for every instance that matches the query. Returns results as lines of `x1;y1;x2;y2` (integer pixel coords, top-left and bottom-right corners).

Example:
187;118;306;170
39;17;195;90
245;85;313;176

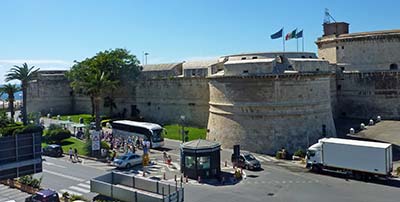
69;186;90;193
78;183;91;189
43;169;85;182
60;189;82;196
43;161;67;168
256;155;271;162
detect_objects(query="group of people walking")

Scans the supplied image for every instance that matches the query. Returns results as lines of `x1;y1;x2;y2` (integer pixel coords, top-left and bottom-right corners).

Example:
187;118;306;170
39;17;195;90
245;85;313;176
68;147;80;162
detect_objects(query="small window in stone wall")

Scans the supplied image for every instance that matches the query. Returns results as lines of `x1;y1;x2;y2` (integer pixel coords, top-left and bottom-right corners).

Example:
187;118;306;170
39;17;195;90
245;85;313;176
243;70;249;74
337;85;342;90
390;63;398;70
147;102;151;106
336;46;339;50
340;66;345;71
301;56;306;58
241;57;246;60
252;56;258;59
341;46;344;49
188;103;195;106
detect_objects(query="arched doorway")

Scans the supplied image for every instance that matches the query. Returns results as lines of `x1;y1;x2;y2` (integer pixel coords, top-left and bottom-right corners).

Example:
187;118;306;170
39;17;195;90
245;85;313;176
390;63;398;70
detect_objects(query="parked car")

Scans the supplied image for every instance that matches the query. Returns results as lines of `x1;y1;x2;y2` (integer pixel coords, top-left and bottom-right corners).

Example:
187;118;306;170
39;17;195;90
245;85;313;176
113;153;142;168
25;189;60;202
42;144;63;157
231;152;261;170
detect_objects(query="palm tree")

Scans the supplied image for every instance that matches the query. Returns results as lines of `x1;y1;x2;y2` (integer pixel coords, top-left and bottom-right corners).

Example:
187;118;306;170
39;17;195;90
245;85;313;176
5;63;40;125
0;84;20;121
103;96;117;116
71;68;118;131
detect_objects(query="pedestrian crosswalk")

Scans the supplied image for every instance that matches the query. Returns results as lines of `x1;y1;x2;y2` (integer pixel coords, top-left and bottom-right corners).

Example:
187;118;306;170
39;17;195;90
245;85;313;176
0;184;31;202
80;159;115;171
60;180;91;196
254;154;278;163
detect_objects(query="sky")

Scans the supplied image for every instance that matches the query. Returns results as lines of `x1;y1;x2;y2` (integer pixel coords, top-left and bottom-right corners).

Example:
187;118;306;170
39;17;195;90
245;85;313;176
0;0;399;83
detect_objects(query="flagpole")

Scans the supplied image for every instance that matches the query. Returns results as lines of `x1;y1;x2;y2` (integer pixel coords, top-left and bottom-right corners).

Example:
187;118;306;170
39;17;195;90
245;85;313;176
296;38;299;52
282;28;285;52
302;32;305;52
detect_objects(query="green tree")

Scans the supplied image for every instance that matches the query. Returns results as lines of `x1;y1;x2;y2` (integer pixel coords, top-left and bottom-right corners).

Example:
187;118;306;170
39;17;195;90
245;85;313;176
0;83;20;122
66;48;141;118
70;68;118;130
5;63;40;125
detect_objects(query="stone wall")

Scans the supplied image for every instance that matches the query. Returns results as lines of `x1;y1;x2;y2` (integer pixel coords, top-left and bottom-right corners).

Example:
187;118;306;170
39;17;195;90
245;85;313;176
317;34;400;71
207;74;336;154
136;78;209;127
337;71;400;119
27;72;73;115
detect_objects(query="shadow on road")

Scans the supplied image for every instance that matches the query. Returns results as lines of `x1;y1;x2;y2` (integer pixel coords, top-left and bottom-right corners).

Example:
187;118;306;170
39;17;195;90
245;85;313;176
314;170;400;188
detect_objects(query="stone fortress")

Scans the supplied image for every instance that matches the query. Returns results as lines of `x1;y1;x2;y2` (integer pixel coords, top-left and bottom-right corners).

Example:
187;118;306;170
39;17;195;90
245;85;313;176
27;21;400;154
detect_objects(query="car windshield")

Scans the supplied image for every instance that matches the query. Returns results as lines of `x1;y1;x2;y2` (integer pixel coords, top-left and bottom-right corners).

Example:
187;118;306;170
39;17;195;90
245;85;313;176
116;155;127;160
244;154;256;161
152;129;164;142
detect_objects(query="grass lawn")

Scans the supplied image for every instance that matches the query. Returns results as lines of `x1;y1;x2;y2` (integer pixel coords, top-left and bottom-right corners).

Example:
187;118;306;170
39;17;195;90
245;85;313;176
42;137;89;156
163;124;206;141
51;114;93;124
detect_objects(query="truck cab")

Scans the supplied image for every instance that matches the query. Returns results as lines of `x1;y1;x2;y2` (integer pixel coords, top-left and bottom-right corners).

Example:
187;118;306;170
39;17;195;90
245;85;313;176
306;142;323;170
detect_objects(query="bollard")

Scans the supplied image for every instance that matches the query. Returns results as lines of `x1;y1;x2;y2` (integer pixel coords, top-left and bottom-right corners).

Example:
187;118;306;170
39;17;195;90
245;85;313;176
225;160;227;167
163;172;166;180
198;175;201;183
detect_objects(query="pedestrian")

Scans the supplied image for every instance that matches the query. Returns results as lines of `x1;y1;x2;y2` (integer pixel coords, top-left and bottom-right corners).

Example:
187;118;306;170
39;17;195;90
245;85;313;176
69;147;73;161
74;148;79;162
163;151;167;163
111;150;116;161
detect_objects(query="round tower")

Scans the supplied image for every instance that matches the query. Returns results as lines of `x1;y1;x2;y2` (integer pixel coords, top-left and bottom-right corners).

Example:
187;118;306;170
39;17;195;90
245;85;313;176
206;52;336;154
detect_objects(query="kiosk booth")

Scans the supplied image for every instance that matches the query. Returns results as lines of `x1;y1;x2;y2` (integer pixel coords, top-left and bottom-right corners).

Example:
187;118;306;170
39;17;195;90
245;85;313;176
180;139;221;179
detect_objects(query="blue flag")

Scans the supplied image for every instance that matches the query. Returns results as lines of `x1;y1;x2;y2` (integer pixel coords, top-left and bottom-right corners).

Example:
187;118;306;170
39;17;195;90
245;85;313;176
270;28;283;39
296;30;303;38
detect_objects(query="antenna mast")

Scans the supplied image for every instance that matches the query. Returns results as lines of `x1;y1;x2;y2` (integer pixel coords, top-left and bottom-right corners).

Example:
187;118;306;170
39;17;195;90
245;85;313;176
324;8;336;24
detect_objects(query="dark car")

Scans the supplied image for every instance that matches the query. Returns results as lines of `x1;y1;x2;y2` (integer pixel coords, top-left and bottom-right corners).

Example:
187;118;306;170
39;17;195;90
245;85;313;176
42;144;63;157
231;152;261;170
25;189;60;202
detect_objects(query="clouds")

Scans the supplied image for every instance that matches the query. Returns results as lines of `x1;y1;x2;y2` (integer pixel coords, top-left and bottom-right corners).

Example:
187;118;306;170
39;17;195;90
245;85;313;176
0;59;72;84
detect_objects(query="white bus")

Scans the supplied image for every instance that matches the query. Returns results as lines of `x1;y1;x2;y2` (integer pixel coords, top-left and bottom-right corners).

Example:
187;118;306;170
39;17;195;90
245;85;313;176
111;120;165;148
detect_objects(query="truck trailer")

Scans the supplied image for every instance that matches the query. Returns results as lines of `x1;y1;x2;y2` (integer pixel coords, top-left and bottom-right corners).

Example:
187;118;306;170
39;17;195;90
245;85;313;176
306;138;393;178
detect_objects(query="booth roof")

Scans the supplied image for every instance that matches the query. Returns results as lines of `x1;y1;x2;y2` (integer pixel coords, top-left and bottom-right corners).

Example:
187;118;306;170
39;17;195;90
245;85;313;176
181;139;220;150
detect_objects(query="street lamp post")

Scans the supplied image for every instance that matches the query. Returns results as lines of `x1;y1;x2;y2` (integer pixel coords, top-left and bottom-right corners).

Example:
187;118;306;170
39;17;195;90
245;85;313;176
144;52;149;65
180;115;185;143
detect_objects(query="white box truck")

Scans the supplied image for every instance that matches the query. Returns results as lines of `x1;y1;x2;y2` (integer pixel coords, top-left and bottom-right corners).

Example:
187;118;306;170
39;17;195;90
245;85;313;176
306;138;393;178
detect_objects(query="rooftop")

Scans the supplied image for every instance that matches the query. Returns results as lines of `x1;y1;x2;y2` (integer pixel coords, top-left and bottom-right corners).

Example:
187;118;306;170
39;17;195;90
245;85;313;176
317;29;400;43
183;59;219;69
321;137;391;149
181;139;220;150
350;120;400;146
142;63;182;72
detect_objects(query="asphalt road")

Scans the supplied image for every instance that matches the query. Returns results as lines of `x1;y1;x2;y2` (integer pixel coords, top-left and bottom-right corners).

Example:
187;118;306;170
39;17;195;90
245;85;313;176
33;139;400;202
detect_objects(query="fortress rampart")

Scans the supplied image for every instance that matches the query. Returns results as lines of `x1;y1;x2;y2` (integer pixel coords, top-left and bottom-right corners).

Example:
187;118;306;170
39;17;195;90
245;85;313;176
207;74;336;154
136;78;209;127
26;21;400;154
336;71;400;119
